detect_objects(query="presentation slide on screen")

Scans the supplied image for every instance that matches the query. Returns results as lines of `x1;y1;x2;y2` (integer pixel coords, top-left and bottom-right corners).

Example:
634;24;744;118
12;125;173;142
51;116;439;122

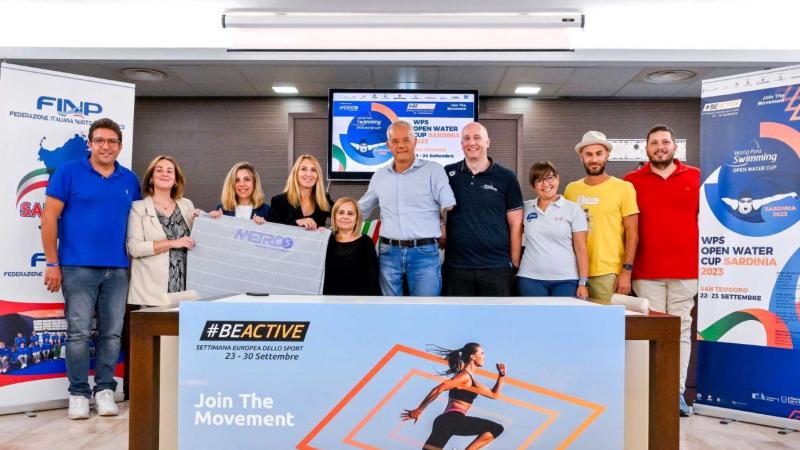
179;297;625;450
329;91;476;177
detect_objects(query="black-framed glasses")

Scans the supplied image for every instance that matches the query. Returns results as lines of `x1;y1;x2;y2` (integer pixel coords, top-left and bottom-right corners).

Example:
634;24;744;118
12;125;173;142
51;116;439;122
534;175;557;186
91;137;121;146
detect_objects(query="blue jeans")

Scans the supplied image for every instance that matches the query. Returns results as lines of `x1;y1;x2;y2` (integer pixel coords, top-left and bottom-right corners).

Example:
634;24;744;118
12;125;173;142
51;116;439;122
61;266;129;398
378;243;441;296
517;277;578;297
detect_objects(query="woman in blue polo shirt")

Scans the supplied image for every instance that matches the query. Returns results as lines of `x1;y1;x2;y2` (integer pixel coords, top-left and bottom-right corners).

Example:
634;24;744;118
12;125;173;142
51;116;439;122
518;161;590;299
209;162;270;222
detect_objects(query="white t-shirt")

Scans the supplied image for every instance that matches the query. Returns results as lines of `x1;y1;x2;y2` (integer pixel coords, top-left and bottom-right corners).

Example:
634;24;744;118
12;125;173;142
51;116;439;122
518;196;588;280
234;205;253;219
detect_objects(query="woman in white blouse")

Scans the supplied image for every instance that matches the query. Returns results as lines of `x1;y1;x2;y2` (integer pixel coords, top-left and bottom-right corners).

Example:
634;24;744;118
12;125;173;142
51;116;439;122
208;161;270;222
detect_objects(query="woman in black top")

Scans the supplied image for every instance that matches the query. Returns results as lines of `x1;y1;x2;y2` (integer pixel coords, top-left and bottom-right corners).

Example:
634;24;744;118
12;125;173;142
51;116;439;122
402;343;506;450
267;155;332;230
323;198;380;295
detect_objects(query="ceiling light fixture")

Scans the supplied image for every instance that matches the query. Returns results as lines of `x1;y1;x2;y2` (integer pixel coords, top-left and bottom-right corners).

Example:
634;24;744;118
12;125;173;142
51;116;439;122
272;85;299;94
515;86;542;95
222;11;584;29
119;68;168;82
644;70;697;84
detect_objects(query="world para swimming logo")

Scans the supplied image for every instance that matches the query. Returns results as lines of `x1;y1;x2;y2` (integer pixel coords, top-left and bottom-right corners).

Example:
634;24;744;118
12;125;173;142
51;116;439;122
702;128;800;236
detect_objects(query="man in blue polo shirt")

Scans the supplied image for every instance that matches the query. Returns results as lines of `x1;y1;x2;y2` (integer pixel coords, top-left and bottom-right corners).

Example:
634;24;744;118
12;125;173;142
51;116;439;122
29;330;40;346
41;338;52;361
359;120;456;296
16;343;30;369
14;333;25;348
41;118;141;420
0;341;10;373
443;122;523;296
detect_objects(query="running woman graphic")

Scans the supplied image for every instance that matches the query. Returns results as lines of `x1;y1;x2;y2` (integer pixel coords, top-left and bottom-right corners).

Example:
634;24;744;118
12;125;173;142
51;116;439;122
401;343;505;450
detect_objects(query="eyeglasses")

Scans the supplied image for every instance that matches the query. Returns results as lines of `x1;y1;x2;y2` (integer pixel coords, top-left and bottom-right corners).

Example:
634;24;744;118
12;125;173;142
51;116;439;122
91;137;121;146
533;175;557;186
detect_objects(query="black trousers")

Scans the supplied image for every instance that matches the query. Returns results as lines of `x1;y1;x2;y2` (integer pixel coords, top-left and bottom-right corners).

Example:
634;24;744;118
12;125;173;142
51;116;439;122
424;411;504;449
442;266;515;297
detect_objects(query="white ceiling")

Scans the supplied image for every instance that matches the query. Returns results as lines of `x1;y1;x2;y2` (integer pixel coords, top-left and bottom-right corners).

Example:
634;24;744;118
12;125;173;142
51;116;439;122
1;0;798;98
8;61;772;98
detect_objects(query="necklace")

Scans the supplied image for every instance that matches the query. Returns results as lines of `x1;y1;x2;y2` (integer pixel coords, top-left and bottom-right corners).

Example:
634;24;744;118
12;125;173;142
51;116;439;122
153;198;175;213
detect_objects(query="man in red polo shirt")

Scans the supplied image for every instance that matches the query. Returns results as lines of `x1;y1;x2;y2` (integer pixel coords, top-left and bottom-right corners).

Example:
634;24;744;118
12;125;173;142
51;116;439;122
624;124;700;417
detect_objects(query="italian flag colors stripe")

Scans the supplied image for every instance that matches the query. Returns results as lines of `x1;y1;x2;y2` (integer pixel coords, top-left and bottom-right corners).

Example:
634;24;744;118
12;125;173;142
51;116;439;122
361;219;381;246
16;168;49;206
331;145;347;171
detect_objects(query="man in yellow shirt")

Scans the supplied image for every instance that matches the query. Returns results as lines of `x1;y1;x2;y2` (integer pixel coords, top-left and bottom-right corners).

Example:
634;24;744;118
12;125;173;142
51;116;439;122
564;131;639;303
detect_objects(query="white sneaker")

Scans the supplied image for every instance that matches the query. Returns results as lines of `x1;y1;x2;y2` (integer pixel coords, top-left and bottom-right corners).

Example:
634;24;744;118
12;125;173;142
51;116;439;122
94;389;119;416
68;395;90;419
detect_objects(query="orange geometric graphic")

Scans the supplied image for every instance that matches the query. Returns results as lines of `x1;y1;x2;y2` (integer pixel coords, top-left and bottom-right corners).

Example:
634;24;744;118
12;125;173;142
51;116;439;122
343;369;559;450
296;344;606;450
782;85;800;122
370;103;399;123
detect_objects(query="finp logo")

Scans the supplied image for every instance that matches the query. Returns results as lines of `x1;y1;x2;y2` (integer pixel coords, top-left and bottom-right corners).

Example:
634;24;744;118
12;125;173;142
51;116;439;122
36;96;102;117
30;253;46;267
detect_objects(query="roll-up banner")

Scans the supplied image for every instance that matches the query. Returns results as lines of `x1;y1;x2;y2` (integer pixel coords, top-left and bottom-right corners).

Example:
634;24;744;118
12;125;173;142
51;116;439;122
696;65;800;428
0;63;135;414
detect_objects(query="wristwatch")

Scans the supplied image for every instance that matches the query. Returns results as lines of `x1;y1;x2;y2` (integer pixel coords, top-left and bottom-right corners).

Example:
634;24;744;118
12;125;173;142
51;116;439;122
622;263;634;272
578;277;588;287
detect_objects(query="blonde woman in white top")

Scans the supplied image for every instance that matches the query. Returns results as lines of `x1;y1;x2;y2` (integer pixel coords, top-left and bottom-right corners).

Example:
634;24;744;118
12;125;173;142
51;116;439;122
209;162;270;222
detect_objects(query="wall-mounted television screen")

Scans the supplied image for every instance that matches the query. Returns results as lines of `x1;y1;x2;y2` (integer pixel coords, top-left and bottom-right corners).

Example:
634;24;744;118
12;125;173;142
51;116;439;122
328;89;478;180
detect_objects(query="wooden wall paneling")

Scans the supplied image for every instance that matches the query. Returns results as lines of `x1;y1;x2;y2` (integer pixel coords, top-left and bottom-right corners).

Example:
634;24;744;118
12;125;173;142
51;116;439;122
483;98;701;199
132;97;326;211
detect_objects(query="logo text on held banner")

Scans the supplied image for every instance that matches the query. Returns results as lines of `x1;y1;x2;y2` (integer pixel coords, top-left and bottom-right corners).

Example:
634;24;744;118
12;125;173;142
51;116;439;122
199;321;310;341
233;228;294;251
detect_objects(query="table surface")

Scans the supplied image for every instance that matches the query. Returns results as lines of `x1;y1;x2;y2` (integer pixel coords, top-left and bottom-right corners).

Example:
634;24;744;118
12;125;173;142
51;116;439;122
128;304;679;450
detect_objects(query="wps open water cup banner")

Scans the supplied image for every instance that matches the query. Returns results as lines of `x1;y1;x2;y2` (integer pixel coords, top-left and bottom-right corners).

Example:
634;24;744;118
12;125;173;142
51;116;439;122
0;63;135;413
179;299;625;449
697;65;800;421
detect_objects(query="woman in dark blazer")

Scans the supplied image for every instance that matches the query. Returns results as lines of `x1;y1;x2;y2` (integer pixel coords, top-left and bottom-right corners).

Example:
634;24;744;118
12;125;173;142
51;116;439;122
209;162;270;222
267;154;332;229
